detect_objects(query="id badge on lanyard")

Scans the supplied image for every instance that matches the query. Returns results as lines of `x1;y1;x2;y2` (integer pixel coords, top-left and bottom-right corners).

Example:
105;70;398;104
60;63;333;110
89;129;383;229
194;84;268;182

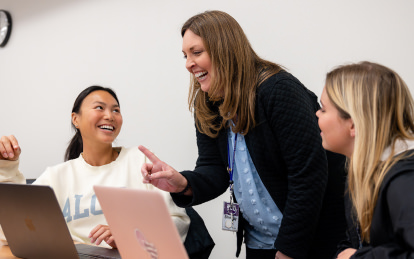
222;133;240;232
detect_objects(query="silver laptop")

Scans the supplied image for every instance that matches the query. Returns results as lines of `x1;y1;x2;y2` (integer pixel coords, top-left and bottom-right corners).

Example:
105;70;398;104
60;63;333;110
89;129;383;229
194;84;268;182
0;183;121;259
94;185;189;259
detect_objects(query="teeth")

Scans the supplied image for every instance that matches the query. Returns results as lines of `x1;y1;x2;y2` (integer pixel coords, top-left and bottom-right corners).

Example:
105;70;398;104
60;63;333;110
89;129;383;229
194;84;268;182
195;71;207;78
100;125;114;131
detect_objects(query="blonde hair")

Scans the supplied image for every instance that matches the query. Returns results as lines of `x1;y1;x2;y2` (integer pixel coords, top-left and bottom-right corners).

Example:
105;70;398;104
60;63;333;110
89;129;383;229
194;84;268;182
325;61;414;242
182;10;282;137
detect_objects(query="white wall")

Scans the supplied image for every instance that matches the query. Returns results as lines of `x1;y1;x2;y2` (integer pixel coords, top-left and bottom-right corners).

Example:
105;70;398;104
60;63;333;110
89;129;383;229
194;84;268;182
1;0;413;258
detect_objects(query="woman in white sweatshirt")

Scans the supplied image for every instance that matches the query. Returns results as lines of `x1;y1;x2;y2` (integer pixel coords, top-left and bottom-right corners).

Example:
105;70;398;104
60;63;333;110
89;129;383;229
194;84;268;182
0;85;190;248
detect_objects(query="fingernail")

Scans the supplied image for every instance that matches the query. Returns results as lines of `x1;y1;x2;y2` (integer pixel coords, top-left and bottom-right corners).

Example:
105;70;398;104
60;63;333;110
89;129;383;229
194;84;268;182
9;153;14;158
13;145;19;149
3;153;8;158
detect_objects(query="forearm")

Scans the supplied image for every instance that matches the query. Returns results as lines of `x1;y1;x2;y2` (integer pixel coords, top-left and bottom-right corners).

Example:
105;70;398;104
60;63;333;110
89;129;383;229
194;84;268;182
275;173;327;257
173;127;229;207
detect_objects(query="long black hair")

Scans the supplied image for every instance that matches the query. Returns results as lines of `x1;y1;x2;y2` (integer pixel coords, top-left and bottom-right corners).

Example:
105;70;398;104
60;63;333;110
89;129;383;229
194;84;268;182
64;85;120;161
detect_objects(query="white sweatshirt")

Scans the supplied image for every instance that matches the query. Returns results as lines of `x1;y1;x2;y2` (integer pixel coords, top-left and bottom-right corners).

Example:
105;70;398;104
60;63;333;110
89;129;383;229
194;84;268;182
0;147;189;247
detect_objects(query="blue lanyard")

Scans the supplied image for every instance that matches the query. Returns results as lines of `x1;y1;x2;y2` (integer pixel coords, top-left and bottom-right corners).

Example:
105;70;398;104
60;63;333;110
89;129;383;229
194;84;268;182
227;133;238;189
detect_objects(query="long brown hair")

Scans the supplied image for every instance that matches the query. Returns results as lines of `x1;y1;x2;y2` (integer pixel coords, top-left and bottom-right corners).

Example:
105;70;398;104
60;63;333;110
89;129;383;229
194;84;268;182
325;61;414;242
182;10;282;138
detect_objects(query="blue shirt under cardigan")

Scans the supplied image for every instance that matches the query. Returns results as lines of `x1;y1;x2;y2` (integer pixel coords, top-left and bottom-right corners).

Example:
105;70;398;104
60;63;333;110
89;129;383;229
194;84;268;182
228;129;283;249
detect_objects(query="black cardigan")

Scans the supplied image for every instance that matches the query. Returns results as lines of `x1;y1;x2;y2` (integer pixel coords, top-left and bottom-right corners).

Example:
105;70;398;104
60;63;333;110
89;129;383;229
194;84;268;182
173;71;347;259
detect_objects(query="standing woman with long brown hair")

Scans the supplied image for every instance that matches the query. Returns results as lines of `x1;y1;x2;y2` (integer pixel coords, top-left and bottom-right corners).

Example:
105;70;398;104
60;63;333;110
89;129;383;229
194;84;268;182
317;61;414;258
139;10;347;259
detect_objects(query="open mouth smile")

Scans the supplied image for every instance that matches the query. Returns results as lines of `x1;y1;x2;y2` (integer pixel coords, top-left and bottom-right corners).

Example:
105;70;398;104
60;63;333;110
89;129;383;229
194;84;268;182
195;71;208;80
99;125;115;131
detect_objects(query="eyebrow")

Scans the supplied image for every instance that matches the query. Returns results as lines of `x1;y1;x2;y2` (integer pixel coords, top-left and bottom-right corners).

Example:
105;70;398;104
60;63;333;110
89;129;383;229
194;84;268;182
182;45;201;54
93;101;120;108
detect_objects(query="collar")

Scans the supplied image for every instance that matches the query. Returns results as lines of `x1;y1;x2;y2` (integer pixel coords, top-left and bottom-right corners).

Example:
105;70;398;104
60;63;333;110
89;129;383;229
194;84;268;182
381;138;414;161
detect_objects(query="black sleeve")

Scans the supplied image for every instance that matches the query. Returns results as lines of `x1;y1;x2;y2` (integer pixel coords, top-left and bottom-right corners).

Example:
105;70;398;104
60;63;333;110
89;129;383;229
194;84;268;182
172;127;229;207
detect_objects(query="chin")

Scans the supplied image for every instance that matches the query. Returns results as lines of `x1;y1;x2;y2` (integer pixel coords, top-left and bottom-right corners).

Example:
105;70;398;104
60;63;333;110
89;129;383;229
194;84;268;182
200;85;210;93
200;80;211;93
321;142;331;152
100;137;116;144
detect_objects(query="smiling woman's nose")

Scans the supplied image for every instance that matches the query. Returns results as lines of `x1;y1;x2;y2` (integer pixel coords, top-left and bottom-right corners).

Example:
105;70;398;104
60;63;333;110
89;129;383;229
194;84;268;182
104;109;114;121
186;57;195;70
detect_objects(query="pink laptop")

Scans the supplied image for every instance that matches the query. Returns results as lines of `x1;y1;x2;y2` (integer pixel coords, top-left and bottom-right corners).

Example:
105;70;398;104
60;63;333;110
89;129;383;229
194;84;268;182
93;186;189;259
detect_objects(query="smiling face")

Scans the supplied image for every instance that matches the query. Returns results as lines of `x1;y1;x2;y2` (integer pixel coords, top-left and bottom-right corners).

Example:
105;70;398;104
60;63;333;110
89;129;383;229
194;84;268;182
316;87;355;157
182;29;212;93
72;90;122;147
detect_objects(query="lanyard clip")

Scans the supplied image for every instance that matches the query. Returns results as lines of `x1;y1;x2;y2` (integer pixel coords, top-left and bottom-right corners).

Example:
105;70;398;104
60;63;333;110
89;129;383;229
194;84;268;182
229;180;234;194
229;180;234;204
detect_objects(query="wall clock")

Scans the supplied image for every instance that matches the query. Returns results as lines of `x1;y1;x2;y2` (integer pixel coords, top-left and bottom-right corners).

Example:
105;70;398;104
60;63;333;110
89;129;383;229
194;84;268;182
0;10;12;47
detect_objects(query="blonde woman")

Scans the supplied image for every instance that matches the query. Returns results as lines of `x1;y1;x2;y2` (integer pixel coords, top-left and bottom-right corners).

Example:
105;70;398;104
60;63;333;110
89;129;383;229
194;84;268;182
316;61;414;258
139;10;347;259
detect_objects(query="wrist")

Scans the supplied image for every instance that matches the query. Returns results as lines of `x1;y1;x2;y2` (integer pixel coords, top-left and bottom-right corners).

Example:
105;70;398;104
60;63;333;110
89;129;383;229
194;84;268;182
175;181;190;195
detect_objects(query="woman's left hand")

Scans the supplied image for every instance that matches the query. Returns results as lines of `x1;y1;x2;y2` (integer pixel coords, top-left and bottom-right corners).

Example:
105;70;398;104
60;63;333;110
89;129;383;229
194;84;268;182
276;251;293;259
89;224;117;248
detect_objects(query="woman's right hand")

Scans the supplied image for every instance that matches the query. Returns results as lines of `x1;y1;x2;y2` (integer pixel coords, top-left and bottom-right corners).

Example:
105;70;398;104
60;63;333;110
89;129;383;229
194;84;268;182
89;224;117;248
0;135;21;161
138;145;191;195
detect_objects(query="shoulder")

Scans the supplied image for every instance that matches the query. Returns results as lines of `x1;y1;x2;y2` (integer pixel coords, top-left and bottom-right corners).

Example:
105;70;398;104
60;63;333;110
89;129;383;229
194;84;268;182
45;158;79;172
34;158;80;185
378;153;414;226
257;71;309;93
257;71;318;107
382;151;414;193
385;151;414;179
260;70;302;85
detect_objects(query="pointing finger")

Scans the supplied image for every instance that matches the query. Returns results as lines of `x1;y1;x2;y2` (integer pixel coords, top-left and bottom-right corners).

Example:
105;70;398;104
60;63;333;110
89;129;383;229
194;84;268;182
138;145;161;164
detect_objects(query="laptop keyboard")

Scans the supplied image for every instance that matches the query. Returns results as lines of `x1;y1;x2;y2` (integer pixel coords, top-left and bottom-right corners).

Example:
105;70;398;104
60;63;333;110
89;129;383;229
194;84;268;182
75;244;121;259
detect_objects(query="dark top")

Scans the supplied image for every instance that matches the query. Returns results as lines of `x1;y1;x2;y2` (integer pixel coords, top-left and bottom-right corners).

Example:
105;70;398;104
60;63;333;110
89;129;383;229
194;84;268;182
339;150;414;258
335;184;365;257
172;71;347;259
